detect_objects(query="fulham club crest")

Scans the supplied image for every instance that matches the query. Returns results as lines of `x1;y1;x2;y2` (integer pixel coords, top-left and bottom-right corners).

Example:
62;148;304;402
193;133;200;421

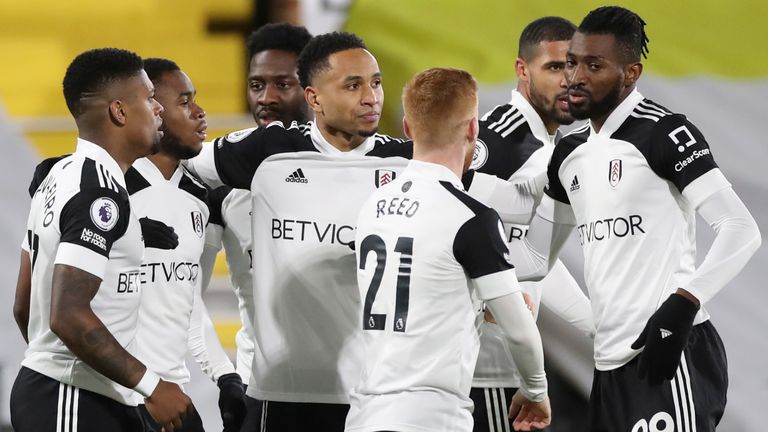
609;159;622;187
375;169;396;188
191;211;204;238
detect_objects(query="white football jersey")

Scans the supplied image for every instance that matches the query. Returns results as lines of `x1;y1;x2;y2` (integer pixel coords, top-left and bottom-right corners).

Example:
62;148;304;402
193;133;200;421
472;91;592;387
346;160;525;432
186;121;530;403
22;139;143;405
543;89;728;370
127;158;232;385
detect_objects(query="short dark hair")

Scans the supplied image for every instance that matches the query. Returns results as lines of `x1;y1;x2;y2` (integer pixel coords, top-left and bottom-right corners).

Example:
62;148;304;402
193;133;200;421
297;31;367;88
578;6;649;62
246;22;312;61
62;48;144;117
518;16;576;61
143;58;180;83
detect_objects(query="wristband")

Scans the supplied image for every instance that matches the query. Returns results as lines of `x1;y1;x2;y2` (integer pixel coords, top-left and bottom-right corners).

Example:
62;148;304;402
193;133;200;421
134;370;160;398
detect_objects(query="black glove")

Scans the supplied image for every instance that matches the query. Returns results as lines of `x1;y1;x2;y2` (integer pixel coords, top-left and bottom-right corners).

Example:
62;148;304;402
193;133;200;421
631;293;699;385
217;373;246;432
139;217;179;249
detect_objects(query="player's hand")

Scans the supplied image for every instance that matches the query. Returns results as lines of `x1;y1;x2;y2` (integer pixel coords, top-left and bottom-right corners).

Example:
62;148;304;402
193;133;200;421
217;373;246;432
631;293;699;385
140;217;179;249
144;379;193;432
509;390;551;431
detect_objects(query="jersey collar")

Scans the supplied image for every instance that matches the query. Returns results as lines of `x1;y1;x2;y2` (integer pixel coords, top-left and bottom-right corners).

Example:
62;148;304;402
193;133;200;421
404;160;464;190
590;88;644;136
132;157;184;185
310;121;376;156
509;90;555;146
75;137;126;187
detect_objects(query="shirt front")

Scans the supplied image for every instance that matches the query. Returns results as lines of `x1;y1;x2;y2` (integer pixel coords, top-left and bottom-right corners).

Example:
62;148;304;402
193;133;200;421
543;89;729;370
127;158;211;385
22;138;143;405
346;160;521;432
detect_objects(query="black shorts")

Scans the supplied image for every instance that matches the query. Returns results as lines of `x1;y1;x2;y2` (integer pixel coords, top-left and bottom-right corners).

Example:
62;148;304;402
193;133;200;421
10;366;145;432
470;387;516;432
139;402;205;432
240;396;349;431
588;320;728;432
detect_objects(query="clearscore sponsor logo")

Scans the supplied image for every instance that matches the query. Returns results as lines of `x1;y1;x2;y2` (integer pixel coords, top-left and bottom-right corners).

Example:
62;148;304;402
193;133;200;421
674;148;710;172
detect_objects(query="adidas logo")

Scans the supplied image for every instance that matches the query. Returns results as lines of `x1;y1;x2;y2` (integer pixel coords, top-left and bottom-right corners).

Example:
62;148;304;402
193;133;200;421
569;175;580;192
660;328;672;339
285;168;308;184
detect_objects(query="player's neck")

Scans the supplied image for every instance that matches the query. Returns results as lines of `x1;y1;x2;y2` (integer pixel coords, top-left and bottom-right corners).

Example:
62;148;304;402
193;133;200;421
413;144;465;180
518;88;560;135
591;85;636;132
78;130;134;173
147;152;179;180
317;120;366;152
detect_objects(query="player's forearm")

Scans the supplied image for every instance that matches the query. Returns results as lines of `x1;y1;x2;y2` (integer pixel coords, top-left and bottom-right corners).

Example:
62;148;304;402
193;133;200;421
50;264;147;388
14;250;32;343
486;293;547;401
539;260;595;339
188;291;235;381
684;187;761;304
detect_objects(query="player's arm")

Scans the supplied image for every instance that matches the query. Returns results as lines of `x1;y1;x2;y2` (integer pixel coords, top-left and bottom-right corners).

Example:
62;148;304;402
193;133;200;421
465;171;538;226
454;208;549;430
632;115;761;384
13;249;32;343
187;289;245;431
53;187;191;429
538;260;595;339
184;123;309;190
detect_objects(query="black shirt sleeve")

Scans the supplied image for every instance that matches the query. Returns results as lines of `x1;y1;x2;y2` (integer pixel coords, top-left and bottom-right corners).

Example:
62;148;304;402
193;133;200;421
648;114;718;193
453;208;514;278
213;125;314;189
29;155;69;197
544;144;570;204
207;186;232;228
59;187;131;258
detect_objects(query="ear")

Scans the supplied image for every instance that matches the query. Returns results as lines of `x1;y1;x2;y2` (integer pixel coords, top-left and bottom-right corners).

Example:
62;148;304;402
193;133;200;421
625;62;643;88
403;117;412;140
467;116;479;144
304;86;322;114
515;58;529;83
109;100;127;126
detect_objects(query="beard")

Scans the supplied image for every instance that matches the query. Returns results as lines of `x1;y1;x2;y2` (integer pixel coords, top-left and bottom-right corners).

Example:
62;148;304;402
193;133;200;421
159;130;201;160
356;127;379;138
569;79;623;121
529;81;574;126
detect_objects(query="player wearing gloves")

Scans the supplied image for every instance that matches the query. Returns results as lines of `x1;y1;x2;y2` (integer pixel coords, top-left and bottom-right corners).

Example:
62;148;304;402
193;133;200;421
508;7;761;432
128;58;245;432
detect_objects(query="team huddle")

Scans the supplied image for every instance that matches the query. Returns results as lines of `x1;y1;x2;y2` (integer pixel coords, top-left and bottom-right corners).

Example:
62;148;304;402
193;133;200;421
10;5;761;432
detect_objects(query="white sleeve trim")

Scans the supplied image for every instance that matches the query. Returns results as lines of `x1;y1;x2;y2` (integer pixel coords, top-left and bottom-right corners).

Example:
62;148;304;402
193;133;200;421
55;242;108;279
471;268;521;301
183;141;224;189
681;168;731;210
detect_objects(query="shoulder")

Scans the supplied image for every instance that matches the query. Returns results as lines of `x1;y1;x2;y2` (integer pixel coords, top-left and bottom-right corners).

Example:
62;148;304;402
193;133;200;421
438;180;490;216
178;167;209;204
612;98;676;145
366;136;413;159
552;123;590;163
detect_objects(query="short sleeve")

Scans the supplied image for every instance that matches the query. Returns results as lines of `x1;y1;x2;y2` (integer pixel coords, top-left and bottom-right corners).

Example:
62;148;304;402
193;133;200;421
649;114;718;193
55;187;130;278
453;208;514;279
